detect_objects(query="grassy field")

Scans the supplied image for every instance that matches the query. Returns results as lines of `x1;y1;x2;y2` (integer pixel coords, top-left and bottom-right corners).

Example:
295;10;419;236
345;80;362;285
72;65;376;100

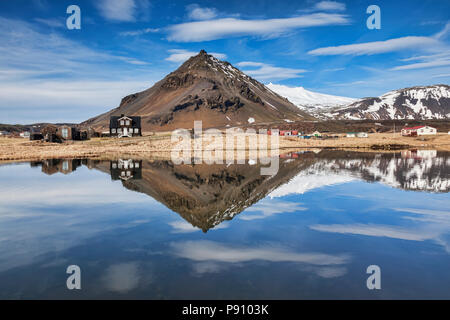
1;132;449;163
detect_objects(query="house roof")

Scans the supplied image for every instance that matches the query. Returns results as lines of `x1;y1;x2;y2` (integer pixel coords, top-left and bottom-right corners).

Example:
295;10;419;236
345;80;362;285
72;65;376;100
110;116;141;128
402;126;426;130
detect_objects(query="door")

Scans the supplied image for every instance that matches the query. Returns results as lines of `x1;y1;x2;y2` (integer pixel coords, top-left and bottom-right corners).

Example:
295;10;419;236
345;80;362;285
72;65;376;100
123;127;128;137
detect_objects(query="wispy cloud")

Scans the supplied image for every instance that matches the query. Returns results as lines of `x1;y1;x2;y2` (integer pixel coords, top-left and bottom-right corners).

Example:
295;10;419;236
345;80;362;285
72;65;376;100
0;17;158;122
309;22;450;56
186;4;218;20
166;13;350;42
165;49;227;63
95;0;150;22
119;27;160;36
391;51;450;71
34;17;64;28
308;36;439;56
314;1;346;11
236;61;307;81
434;21;450;39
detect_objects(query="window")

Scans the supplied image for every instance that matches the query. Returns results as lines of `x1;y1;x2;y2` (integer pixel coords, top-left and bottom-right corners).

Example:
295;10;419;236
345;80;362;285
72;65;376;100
117;128;122;133
126;120;130;126
134;128;139;133
62;161;69;171
62;128;69;139
112;163;117;169
135;163;139;168
112;128;116;133
120;120;125;125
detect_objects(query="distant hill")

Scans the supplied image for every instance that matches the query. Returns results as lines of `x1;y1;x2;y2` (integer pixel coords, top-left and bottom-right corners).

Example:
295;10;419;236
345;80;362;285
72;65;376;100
82;50;315;132
330;85;450;120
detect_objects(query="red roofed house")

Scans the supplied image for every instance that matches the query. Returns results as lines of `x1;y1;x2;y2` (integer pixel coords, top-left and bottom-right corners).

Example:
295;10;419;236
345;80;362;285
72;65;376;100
401;125;437;137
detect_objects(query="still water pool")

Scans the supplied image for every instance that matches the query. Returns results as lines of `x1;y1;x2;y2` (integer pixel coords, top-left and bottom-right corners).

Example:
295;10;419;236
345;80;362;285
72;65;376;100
0;150;449;299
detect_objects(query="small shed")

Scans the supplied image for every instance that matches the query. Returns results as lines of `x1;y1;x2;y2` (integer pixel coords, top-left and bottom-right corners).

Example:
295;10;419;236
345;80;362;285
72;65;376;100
356;132;369;138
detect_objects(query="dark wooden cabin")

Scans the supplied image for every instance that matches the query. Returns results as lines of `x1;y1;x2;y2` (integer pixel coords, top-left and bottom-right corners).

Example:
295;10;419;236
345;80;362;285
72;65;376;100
110;114;142;138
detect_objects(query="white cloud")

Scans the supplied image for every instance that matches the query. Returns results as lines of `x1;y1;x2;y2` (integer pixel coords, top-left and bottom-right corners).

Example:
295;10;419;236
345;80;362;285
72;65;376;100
96;0;150;22
391;59;450;71
391;52;450;71
166;13;350;42
236;61;307;81
119;28;160;36
171;240;350;265
165;49;227;63
186;4;218;20
308;36;440;56
34;17;65;28
314;1;346;11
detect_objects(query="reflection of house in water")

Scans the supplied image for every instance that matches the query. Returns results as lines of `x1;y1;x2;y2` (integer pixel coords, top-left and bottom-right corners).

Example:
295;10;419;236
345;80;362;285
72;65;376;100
110;159;142;181
32;159;84;175
401;149;437;159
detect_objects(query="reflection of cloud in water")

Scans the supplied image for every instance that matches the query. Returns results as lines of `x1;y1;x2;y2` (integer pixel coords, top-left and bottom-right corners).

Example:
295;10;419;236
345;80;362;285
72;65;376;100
313;266;348;278
171;241;349;265
310;207;450;252
240;199;307;221
102;262;142;293
310;224;436;241
0;166;163;273
169;220;229;233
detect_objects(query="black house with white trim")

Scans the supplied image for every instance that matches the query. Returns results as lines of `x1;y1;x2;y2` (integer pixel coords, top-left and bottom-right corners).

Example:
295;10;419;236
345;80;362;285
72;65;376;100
110;114;142;138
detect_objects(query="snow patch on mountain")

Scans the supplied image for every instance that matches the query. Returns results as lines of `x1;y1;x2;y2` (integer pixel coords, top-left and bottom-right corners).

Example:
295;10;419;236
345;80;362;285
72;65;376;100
266;83;357;115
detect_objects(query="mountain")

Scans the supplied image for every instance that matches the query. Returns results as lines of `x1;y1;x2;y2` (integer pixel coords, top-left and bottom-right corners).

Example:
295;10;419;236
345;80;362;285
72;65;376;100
266;83;356;118
331;85;450;120
83;50;314;131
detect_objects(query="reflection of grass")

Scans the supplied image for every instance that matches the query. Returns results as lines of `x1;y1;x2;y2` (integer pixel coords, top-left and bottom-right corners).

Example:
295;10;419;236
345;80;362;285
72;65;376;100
1;132;449;163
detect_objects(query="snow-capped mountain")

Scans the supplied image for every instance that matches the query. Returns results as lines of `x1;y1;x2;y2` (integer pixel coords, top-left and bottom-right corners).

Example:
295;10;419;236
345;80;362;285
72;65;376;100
266;83;357;117
332;84;450;120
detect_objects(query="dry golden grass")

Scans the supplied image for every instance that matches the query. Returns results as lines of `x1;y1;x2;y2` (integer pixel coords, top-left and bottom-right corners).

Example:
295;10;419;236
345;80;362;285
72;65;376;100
1;132;449;164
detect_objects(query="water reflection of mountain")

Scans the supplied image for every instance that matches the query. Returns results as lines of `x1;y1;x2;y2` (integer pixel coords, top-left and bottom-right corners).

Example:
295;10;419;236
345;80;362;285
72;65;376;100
91;154;319;232
30;150;449;232
308;150;449;193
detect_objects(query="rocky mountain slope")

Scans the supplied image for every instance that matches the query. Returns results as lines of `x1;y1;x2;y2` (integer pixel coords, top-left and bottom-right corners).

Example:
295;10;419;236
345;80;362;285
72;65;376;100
83;50;314;132
330;85;450;120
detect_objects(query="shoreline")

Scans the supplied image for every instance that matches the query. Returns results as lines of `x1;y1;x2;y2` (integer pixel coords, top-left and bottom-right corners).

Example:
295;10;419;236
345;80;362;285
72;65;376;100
1;132;449;164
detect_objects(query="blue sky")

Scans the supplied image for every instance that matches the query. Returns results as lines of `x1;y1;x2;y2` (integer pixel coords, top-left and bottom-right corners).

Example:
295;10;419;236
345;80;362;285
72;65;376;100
0;0;449;123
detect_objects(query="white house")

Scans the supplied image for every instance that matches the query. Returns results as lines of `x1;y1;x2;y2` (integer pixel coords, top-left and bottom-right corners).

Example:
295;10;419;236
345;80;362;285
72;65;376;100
401;126;437;136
